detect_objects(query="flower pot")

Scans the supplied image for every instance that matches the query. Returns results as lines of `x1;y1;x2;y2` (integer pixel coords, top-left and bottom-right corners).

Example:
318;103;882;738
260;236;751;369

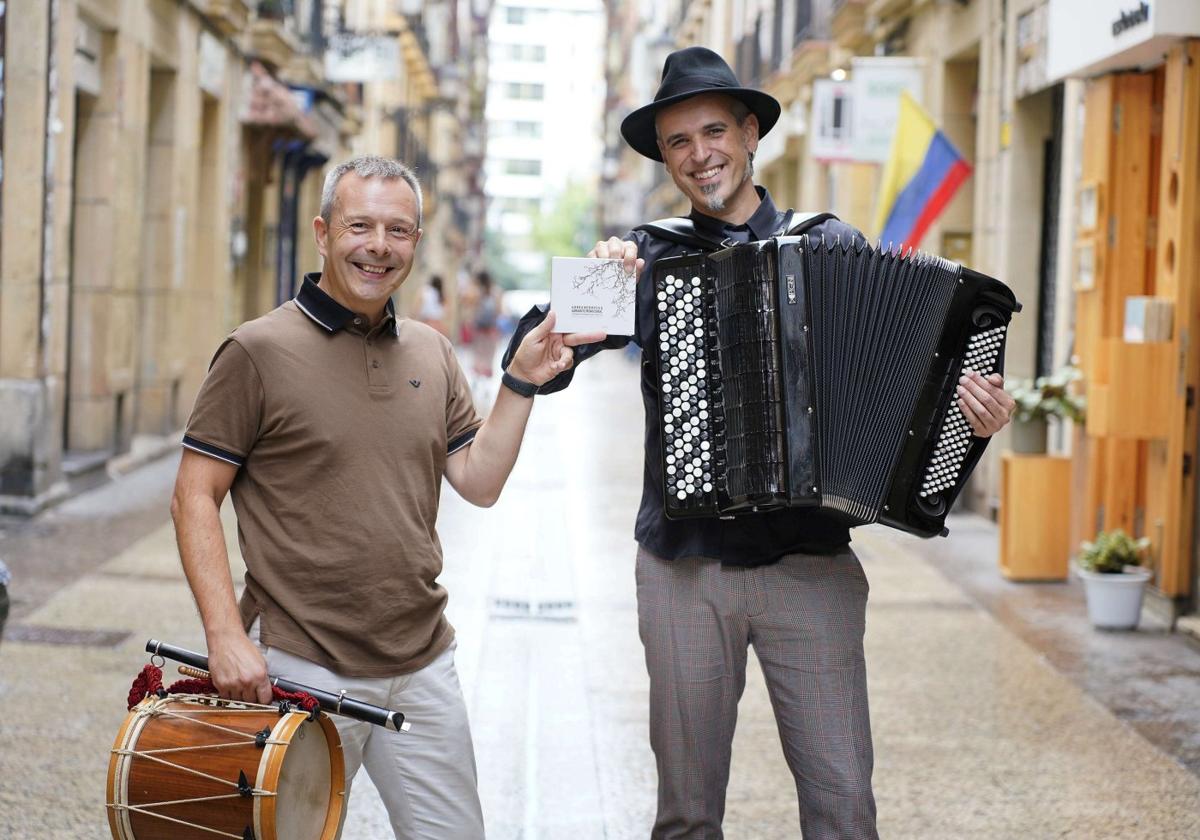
1076;566;1151;629
1010;417;1048;454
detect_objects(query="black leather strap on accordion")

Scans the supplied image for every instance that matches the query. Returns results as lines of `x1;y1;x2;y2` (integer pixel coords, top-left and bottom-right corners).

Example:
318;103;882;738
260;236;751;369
634;210;838;253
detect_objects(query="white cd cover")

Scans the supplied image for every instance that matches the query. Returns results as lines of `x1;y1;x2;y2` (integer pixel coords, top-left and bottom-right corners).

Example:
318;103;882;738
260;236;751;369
550;257;636;335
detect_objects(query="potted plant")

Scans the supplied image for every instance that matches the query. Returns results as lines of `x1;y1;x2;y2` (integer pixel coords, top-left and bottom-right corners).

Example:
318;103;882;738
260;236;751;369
1005;365;1086;454
1076;529;1152;629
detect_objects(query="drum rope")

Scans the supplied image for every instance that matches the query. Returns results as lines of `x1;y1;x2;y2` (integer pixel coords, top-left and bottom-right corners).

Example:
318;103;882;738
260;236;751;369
148;699;286;741
129;738;287;754
106;801;255;839
111;747;274;794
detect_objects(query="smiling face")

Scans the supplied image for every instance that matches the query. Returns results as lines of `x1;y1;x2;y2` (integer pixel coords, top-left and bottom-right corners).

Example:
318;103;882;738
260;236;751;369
312;172;423;323
655;93;760;223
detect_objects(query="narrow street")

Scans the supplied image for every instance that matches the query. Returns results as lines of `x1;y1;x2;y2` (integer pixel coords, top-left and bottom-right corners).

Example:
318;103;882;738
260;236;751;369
2;351;1199;839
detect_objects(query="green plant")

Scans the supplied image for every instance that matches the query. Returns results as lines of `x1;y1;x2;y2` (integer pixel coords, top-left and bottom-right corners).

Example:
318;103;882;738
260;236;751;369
1006;365;1086;424
1078;529;1150;574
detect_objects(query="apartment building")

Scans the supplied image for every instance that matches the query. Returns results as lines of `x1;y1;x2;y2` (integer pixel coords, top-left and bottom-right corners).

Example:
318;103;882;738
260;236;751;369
484;0;606;282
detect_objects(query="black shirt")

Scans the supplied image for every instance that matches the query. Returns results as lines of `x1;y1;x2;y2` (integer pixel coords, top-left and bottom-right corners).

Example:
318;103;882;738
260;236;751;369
502;188;866;567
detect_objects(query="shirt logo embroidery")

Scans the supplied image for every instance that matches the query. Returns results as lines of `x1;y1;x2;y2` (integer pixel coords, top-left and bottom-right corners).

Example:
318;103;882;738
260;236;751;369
409;379;421;388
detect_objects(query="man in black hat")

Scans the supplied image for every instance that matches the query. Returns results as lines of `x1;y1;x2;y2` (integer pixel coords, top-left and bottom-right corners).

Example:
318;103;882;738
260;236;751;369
502;47;1014;839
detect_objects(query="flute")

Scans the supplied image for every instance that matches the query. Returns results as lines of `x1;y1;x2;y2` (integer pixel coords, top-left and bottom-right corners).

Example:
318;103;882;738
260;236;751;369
146;639;410;733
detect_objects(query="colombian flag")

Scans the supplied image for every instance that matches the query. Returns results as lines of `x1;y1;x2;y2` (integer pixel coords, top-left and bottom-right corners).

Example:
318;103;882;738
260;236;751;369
871;92;972;251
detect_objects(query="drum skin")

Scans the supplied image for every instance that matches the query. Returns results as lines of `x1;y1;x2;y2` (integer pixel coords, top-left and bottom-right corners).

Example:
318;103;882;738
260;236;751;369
106;697;344;840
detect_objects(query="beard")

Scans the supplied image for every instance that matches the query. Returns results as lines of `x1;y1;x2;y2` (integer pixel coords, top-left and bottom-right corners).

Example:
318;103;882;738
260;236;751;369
699;150;755;213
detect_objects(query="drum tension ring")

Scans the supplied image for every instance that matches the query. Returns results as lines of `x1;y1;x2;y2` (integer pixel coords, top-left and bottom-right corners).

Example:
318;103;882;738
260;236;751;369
237;770;253;798
276;699;294;716
254;726;271;748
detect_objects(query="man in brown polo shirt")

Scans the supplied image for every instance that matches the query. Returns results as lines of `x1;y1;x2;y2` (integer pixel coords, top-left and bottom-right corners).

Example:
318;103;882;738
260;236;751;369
171;155;607;839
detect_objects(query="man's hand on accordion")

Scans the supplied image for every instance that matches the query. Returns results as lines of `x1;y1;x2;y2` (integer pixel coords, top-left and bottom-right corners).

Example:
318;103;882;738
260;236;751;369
589;236;645;278
507;310;607;386
957;370;1016;438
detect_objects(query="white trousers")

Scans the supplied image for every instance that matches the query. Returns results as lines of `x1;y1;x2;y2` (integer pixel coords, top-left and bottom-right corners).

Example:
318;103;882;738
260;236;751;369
251;622;485;839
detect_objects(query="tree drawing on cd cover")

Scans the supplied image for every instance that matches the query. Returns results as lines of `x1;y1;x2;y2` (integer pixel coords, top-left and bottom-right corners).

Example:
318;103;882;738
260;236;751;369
573;261;636;318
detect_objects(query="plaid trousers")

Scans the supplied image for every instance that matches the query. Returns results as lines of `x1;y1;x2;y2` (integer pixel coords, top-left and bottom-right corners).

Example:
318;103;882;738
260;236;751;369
636;546;878;840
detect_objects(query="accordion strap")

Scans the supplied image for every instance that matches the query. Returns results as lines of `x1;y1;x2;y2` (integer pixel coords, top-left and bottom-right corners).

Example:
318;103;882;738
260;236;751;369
634;210;839;253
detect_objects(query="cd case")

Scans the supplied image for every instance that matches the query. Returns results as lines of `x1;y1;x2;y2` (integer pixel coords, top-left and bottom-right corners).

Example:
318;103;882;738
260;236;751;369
550;257;636;335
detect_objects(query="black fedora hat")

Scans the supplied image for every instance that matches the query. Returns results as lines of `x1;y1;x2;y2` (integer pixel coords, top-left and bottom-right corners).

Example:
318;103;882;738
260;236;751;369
620;47;781;162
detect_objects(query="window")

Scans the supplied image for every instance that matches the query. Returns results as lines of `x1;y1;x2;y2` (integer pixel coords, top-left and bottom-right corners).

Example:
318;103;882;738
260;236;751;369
504;159;542;176
505;43;546;62
505;82;544;100
501;197;541;214
490;120;542;138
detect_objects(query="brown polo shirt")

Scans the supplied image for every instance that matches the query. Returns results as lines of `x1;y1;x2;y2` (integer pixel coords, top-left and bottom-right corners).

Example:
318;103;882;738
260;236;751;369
183;275;482;677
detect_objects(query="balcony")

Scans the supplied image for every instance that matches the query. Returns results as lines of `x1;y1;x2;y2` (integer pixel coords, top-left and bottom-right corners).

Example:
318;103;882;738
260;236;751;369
831;0;873;54
248;15;302;72
206;0;253;36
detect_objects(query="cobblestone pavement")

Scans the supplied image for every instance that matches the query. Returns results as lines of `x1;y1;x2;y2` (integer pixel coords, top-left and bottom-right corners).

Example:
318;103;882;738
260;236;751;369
2;351;1199;838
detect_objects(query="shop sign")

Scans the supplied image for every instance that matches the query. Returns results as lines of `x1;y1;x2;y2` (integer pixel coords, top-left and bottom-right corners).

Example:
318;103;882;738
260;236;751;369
198;31;226;97
1016;4;1050;98
809;79;855;162
849;57;924;163
74;16;102;97
1047;0;1200;80
325;32;401;82
1112;2;1151;37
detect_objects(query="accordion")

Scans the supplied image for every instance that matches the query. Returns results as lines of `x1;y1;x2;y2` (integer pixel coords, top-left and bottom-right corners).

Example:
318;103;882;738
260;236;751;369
653;235;1020;537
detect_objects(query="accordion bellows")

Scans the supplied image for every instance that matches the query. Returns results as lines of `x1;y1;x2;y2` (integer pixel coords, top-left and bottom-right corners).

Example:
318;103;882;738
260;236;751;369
653;235;1020;538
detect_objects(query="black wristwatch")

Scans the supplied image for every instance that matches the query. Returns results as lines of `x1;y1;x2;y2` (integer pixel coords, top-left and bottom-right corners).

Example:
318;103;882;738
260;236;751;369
501;371;538;398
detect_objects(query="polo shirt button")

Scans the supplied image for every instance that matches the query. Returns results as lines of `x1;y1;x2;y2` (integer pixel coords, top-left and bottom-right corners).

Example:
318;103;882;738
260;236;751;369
372;360;380;368
354;317;363;326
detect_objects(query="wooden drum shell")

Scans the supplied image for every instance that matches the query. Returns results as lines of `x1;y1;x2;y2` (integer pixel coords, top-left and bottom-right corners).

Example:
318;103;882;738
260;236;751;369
107;696;344;840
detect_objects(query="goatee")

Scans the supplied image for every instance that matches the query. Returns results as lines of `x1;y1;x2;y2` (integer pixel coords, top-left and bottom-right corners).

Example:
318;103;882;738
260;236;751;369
701;183;725;213
700;151;754;214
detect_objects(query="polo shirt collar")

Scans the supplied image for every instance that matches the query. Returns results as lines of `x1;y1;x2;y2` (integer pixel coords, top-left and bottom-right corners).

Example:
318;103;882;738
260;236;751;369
295;273;399;336
689;186;784;242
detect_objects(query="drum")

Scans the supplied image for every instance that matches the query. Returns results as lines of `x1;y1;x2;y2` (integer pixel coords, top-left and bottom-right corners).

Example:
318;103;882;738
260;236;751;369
106;694;345;840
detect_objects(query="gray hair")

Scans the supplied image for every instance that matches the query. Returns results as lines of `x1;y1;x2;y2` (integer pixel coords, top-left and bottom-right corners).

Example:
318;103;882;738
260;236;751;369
728;98;751;124
320;155;424;227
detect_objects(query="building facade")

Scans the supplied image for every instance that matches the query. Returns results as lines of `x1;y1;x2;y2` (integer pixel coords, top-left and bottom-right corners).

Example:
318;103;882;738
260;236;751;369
484;0;606;283
0;0;489;514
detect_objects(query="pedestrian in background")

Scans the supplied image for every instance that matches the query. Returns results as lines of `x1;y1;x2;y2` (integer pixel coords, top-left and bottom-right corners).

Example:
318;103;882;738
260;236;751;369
171;155;601;840
417;273;449;338
503;48;1015;839
470;269;502;381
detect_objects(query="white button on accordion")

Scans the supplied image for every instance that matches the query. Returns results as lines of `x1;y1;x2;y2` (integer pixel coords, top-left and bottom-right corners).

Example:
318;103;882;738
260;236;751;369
653;234;1021;537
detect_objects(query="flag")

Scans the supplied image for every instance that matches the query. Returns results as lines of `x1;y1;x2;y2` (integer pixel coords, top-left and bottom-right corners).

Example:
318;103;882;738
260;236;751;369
871;91;972;251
